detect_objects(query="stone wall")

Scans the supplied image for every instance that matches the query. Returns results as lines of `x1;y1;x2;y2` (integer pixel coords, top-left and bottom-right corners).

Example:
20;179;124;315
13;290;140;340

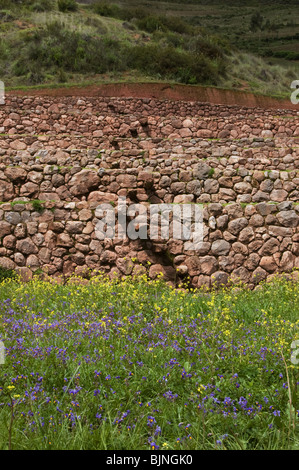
0;96;298;288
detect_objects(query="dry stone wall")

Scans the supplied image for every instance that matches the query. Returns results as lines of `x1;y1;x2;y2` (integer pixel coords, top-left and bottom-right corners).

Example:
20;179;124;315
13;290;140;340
0;95;298;288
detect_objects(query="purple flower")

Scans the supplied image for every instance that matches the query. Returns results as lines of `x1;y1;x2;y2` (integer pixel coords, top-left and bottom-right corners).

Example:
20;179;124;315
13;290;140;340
163;390;178;401
147;416;156;427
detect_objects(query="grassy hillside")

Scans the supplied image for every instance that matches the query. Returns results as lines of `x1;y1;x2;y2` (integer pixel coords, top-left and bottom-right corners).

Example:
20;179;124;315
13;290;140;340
117;0;299;61
0;0;298;98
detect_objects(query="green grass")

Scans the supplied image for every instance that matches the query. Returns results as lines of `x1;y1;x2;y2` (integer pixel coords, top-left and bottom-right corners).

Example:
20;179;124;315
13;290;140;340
0;273;299;450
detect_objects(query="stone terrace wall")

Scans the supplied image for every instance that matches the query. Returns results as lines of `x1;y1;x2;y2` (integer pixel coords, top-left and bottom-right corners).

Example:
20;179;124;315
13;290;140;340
0;96;298;288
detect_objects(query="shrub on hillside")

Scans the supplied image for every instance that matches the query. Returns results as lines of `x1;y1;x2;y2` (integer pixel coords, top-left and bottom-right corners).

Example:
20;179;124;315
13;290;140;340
187;35;226;59
1;0;52;8
8;14;227;86
135;15;167;33
118;6;149;21
13;21;126;81
92;1;120;18
128;43;224;85
92;1;149;21
136;15;194;35
92;3;193;34
30;0;54;11
58;0;77;12
0;38;9;61
272;50;299;60
156;31;185;48
0;0;15;6
84;16;108;34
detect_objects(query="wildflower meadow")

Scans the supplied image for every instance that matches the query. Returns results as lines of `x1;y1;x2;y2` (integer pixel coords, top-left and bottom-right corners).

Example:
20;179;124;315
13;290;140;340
0;273;299;450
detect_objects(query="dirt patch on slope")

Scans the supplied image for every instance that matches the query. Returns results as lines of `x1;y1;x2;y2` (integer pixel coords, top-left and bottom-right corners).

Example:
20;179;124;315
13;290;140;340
7;82;299;111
